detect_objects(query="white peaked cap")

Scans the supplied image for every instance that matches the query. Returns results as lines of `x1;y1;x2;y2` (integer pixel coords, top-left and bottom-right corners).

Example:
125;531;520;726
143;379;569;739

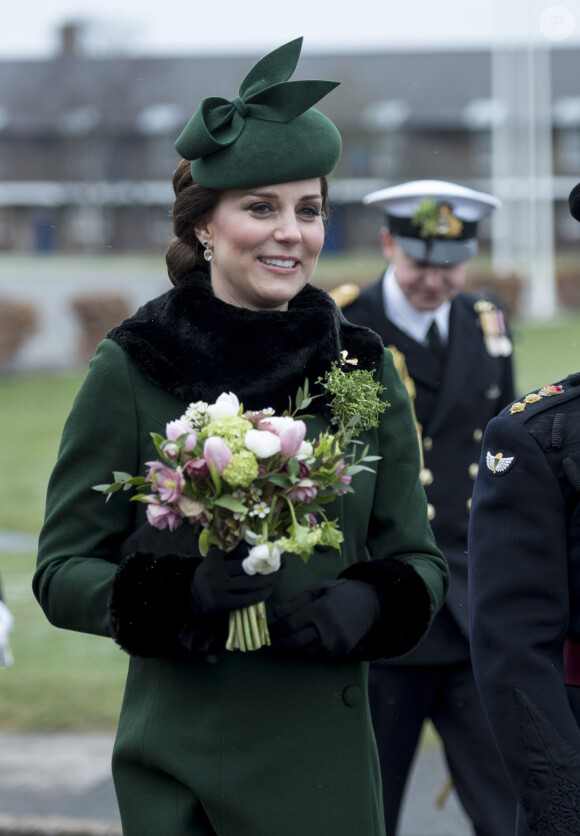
363;180;501;265
363;179;501;221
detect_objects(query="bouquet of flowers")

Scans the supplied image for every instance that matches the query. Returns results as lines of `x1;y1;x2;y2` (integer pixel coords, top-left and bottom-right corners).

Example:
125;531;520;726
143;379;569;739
94;363;386;652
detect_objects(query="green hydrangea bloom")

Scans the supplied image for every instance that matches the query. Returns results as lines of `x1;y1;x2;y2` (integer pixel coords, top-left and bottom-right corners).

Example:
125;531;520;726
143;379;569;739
223;450;259;488
202;416;253;453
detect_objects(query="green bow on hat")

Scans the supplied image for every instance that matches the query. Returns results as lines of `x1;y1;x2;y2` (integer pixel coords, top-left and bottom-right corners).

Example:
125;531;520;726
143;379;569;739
175;37;342;190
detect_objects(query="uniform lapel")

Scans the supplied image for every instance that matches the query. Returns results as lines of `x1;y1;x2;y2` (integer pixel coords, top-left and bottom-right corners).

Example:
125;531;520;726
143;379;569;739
381;318;442;393
426;297;478;438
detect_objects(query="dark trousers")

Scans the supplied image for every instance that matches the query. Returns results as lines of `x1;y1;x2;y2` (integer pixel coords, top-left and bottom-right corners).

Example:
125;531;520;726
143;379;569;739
369;660;517;836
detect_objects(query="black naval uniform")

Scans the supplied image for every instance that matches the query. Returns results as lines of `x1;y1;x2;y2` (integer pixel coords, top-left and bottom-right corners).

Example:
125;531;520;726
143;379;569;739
342;278;517;835
469;374;580;835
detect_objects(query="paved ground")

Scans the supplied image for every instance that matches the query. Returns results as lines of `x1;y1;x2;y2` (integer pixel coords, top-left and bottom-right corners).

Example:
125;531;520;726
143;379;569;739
0;731;472;835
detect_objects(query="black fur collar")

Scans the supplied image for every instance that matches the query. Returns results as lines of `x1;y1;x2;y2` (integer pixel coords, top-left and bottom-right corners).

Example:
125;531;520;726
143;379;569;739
108;272;384;413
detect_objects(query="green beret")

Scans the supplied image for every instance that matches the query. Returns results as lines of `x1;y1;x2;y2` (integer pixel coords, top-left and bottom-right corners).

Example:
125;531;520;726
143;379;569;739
174;37;342;189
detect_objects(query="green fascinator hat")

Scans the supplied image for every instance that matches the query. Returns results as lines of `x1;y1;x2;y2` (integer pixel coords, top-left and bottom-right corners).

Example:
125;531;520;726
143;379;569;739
174;37;342;189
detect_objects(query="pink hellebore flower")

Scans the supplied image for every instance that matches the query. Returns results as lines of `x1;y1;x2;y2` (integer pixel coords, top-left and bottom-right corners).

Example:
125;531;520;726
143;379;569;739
156;466;185;503
163;442;181;461
336;458;353;495
165;419;198;452
183;457;210;482
207;392;240;420
288;478;318;503
204;436;233;475
176;495;207;523
146;501;182;531
145;460;166;483
336;458;353;486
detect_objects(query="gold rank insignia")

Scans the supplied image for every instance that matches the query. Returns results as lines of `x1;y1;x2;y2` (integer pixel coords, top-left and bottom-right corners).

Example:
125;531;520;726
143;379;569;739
509;383;565;414
328;282;360;309
539;384;564;397
474;299;512;358
411;199;463;239
486;450;515;474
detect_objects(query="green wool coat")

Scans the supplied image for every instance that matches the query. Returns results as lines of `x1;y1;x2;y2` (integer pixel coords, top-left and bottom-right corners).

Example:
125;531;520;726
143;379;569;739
34;280;447;836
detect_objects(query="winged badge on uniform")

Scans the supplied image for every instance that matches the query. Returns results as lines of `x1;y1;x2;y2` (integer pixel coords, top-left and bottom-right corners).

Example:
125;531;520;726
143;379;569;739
486;450;515;475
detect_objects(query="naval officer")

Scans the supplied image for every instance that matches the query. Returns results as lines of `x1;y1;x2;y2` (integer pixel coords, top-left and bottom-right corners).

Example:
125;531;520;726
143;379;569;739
338;180;517;835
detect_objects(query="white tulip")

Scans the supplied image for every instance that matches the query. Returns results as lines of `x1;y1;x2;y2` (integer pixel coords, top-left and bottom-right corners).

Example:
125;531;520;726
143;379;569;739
242;543;282;575
296;440;314;460
244;429;282;458
259;415;294;433
207;391;240;420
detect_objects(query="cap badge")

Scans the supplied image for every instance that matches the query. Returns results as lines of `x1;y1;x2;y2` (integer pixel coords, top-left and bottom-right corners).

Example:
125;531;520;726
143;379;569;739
474;299;512;358
486;450;515;474
411;199;463;239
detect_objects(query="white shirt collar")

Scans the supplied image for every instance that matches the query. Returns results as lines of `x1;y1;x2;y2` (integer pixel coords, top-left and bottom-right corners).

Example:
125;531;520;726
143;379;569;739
382;266;451;345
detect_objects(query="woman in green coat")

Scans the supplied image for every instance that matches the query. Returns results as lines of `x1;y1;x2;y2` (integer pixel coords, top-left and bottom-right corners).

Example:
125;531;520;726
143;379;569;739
33;38;448;836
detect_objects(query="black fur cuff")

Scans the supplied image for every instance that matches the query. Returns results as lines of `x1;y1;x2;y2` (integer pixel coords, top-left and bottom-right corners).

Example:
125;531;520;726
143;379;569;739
340;558;432;661
109;552;227;658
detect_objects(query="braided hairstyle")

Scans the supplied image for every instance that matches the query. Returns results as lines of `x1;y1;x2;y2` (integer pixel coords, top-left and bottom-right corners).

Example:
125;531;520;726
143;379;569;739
165;159;330;286
165;159;220;285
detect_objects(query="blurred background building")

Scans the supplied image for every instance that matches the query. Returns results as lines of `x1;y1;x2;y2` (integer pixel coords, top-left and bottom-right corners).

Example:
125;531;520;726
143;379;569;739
1;17;580;370
0;23;578;261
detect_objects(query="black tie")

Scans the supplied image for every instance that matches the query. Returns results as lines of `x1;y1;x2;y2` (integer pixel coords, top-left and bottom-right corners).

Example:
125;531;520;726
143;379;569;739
427;319;447;365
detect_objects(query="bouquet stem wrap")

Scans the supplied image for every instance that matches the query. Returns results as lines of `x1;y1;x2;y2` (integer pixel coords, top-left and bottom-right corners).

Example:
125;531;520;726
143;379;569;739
227;602;269;652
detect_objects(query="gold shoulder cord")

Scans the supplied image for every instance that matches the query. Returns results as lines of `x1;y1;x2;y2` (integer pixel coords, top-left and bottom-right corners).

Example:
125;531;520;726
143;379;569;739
387;344;425;471
328;282;360;308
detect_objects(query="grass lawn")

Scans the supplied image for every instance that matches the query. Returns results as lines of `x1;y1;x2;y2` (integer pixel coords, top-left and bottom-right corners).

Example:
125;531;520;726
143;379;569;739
0;370;129;730
1;313;580;731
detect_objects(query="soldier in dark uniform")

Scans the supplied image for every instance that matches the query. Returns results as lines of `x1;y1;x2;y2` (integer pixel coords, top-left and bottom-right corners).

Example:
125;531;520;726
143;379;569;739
468;183;580;835
337;180;516;835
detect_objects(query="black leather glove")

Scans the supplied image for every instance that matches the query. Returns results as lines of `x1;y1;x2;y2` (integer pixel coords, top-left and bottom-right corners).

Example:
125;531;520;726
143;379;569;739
269;577;381;659
189;542;284;616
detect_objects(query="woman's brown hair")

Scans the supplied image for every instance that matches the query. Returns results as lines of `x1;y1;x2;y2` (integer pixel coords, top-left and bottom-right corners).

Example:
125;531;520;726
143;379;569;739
165;159;330;286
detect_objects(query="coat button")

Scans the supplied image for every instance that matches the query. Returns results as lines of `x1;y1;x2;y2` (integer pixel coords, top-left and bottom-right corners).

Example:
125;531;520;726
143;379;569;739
473;428;483;442
466;497;472;512
469;463;479;480
420;468;433;486
342;685;362;707
423;437;433;452
427;503;436;521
